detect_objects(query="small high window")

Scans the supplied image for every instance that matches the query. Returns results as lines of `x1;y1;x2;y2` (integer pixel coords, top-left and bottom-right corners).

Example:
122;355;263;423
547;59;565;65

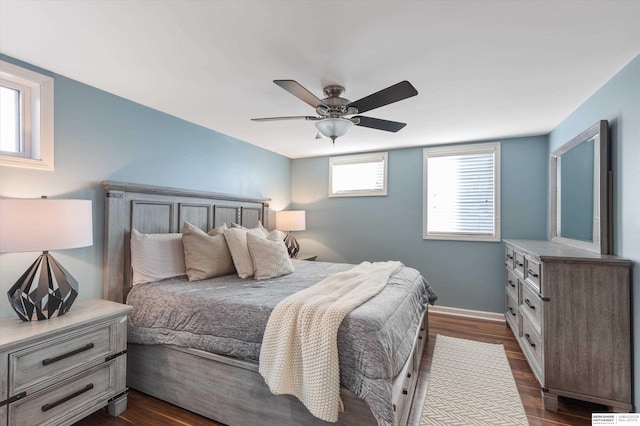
329;152;388;197
423;142;501;242
0;60;54;170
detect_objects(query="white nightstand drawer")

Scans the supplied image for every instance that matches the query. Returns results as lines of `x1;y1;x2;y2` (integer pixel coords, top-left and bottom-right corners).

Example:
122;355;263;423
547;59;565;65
9;320;116;395
8;361;118;426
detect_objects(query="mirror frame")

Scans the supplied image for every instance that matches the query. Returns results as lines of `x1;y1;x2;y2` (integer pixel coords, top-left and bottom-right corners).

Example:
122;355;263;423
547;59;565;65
550;120;610;254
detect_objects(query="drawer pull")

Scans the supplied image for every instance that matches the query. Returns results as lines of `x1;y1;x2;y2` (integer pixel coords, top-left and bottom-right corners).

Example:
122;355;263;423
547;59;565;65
527;269;539;278
42;343;95;366
402;388;408;395
509;307;516;317
507;255;514;260
515;261;524;267
41;383;94;412
524;333;536;348
508;280;516;288
525;299;536;310
0;391;26;408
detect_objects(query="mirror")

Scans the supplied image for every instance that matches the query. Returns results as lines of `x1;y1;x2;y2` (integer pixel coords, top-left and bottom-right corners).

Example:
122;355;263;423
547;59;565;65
550;120;610;254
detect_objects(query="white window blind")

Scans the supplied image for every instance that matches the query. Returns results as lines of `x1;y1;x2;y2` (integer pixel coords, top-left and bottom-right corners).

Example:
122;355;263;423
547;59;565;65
423;142;500;242
329;152;388;197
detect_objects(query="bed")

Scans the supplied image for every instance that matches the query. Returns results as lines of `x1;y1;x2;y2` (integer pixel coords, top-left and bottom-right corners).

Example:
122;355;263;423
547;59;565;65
102;180;432;426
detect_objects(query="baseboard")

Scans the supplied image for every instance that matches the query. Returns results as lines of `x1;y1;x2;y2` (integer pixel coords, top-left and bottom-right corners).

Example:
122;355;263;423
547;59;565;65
429;305;505;323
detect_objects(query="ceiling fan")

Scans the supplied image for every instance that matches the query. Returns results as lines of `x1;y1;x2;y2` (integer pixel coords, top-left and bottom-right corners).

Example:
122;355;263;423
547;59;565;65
251;80;418;143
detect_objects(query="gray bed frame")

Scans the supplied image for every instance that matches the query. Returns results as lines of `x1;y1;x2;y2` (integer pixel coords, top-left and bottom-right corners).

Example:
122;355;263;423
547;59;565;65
102;180;428;426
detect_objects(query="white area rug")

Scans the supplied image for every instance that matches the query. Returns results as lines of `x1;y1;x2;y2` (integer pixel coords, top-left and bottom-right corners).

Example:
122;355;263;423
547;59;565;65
420;335;528;425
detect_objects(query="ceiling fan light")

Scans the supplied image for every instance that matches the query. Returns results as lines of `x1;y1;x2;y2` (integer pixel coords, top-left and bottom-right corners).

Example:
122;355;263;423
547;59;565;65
315;118;354;139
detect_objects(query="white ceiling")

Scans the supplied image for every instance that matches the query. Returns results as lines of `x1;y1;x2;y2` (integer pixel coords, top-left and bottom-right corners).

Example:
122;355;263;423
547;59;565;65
1;1;639;159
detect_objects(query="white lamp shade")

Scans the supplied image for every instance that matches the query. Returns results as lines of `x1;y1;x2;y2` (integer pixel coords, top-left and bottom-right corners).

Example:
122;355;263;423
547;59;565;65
0;199;93;253
276;210;306;232
315;118;354;139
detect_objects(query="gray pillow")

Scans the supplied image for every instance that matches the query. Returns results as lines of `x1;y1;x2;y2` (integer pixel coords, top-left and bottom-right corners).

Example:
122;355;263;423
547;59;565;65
247;231;294;280
182;222;235;281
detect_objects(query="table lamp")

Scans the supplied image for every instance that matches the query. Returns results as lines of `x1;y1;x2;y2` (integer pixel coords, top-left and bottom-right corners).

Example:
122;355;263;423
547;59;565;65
276;210;305;258
0;198;93;321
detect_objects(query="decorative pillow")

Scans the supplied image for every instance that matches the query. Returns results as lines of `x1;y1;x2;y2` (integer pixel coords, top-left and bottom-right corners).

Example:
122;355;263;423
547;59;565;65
231;221;270;237
207;223;228;237
130;229;186;285
271;229;287;241
182;222;235;281
247;232;294;280
223;227;267;278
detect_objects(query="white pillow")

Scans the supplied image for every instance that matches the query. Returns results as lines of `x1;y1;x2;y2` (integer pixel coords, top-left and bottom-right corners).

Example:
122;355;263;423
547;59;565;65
130;229;186;284
207;223;228;236
247;232;294;280
223;226;267;278
271;229;286;241
231;221;270;237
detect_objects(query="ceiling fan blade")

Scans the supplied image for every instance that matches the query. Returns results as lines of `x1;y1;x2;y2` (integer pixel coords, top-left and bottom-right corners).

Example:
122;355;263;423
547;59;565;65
348;81;418;114
354;116;407;132
251;116;317;122
274;80;327;109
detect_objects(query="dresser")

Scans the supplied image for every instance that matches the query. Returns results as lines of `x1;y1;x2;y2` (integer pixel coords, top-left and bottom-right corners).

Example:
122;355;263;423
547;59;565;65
0;299;133;426
503;239;632;412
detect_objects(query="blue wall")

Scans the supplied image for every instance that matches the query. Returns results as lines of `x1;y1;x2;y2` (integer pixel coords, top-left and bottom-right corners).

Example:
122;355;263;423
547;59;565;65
549;53;640;409
291;135;549;313
0;55;292;319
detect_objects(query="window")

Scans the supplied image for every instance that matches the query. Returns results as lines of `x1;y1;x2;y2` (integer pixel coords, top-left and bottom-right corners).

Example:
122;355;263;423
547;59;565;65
0;60;54;170
329;152;388;197
423;142;501;242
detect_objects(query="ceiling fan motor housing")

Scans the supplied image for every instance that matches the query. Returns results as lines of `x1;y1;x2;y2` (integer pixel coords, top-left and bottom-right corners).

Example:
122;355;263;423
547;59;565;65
317;85;355;118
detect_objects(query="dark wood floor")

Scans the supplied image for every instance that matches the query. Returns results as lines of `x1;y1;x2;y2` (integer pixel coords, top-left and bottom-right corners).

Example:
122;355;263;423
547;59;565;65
76;312;598;425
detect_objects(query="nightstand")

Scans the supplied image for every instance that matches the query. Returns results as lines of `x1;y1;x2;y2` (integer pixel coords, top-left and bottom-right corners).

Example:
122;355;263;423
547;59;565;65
297;254;317;261
0;299;133;426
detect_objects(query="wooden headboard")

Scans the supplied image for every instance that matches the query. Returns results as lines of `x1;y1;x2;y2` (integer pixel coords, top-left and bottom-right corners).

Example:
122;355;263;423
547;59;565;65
102;181;271;303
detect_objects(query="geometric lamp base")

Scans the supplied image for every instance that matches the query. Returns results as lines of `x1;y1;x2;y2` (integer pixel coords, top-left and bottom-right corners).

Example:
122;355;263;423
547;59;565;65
283;232;300;258
7;251;78;321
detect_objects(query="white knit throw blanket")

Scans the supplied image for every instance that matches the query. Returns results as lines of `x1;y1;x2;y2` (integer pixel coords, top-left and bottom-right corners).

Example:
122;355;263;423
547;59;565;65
259;261;404;423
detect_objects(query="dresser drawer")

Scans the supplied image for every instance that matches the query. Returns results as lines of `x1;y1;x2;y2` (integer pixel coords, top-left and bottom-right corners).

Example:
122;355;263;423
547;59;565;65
514;252;525;276
505;246;515;270
521;315;543;381
505;269;519;302
521;282;542;332
9;321;116;395
8;361;119;426
525;257;541;293
505;293;520;335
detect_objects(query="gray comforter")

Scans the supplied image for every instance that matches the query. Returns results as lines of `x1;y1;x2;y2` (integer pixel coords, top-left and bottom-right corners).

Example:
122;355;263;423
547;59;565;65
127;259;434;425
